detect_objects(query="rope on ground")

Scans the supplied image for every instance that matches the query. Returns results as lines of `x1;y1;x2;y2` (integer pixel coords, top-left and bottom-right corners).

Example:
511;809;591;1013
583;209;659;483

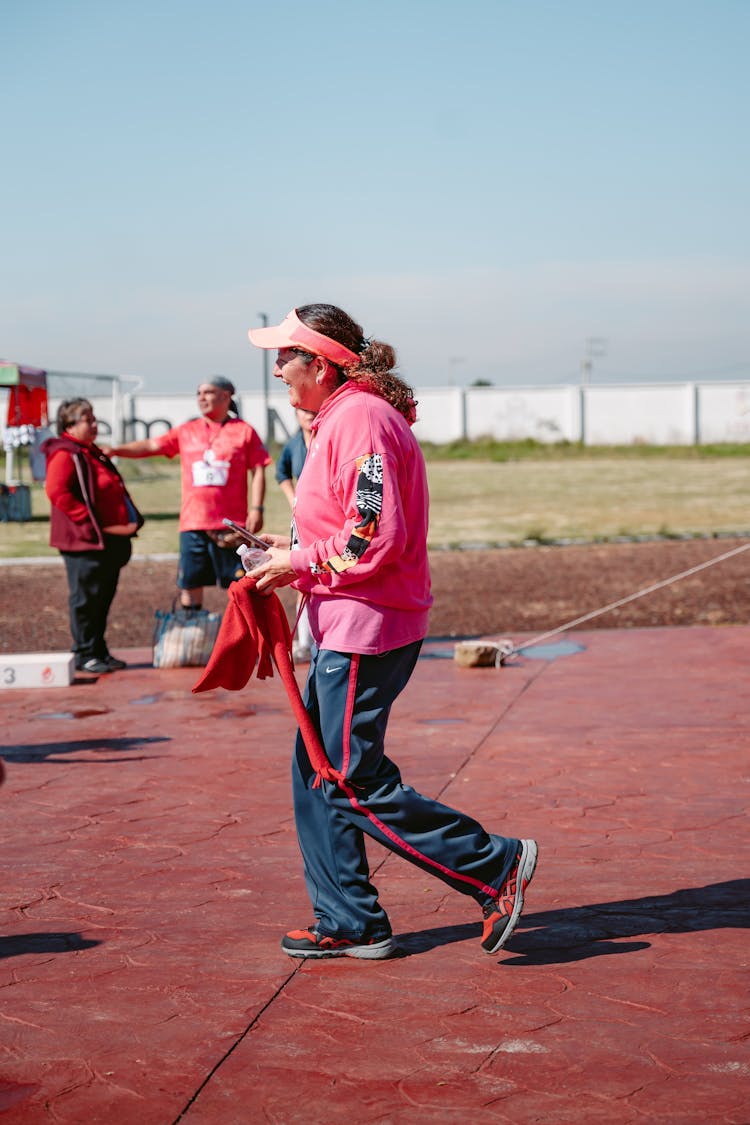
506;539;750;658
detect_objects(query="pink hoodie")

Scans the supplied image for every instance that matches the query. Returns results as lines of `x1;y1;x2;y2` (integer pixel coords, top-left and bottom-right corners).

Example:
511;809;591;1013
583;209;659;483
289;382;432;655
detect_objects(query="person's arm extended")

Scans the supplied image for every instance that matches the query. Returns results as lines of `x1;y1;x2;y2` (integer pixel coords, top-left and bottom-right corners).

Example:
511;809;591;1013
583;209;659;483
247;464;267;533
278;478;296;510
106;437;161;458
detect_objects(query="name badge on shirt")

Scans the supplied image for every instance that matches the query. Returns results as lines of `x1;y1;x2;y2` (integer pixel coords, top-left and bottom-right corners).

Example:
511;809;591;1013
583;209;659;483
192;457;230;487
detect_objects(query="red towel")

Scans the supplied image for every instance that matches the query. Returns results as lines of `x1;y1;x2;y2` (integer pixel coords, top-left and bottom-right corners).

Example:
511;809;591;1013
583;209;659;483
192;577;343;786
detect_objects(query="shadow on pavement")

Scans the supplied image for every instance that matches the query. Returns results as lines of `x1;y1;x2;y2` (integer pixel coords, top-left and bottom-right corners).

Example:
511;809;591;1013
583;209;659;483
397;879;749;963
506;877;750;964
0;932;102;960
1;736;170;763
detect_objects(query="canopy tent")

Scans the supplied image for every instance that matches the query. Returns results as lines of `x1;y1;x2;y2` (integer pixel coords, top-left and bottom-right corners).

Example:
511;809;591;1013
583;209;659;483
1;362;49;426
1;362;50;488
0;362;48;388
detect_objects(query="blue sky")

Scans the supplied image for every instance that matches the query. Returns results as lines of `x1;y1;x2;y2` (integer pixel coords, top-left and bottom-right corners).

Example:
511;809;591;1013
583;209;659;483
2;0;748;392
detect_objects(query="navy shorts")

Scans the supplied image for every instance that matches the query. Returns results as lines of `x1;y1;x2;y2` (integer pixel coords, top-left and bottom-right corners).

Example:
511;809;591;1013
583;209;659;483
177;530;245;590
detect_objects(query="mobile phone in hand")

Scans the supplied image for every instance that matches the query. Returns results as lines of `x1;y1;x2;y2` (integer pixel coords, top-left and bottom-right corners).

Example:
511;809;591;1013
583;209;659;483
222;518;270;551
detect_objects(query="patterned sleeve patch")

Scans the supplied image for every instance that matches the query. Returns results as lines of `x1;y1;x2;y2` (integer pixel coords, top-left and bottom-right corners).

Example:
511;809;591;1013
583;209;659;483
323;453;383;574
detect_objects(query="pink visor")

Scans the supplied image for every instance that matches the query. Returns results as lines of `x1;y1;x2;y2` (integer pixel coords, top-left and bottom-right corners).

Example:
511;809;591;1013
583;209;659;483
248;309;361;368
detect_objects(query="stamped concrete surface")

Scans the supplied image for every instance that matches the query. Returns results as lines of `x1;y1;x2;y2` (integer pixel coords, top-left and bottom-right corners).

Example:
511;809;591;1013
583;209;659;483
1;626;748;1124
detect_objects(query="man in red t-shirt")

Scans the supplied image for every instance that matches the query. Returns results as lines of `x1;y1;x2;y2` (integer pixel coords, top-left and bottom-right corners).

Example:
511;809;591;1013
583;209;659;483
108;377;271;609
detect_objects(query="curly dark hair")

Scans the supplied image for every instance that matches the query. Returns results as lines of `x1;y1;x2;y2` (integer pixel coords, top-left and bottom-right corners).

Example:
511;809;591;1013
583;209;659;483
297;303;417;423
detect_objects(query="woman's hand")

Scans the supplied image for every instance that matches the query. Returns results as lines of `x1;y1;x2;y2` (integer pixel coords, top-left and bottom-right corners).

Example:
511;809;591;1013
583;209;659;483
254;533;291;550
249;546;297;594
246;509;264;534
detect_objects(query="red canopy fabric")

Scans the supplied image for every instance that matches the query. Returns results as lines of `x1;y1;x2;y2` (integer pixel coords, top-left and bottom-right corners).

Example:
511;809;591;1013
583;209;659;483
6;385;49;427
1;363;49;428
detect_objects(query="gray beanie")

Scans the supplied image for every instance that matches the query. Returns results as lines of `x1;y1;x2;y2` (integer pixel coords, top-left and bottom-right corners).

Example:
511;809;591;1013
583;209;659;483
206;375;240;417
207;375;236;395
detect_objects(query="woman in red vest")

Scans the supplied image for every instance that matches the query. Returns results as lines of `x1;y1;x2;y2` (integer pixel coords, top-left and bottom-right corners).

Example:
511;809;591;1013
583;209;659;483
42;398;143;674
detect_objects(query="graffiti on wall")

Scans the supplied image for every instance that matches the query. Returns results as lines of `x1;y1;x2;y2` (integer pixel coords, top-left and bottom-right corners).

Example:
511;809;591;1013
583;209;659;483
123;417;173;440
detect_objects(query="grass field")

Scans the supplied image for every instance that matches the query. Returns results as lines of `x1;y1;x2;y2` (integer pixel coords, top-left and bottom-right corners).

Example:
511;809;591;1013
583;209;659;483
2;443;746;558
2;448;749;558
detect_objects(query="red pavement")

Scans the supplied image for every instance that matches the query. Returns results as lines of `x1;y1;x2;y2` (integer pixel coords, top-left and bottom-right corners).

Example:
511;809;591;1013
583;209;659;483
1;626;748;1124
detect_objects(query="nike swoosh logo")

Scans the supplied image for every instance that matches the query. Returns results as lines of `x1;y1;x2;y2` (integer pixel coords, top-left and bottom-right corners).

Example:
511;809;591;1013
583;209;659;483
324;666;343;674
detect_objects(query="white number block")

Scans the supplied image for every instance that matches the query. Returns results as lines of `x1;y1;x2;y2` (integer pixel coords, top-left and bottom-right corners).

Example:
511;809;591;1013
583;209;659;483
0;653;75;689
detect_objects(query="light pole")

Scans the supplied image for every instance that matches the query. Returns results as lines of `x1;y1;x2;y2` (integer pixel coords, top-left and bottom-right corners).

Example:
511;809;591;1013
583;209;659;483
448;356;465;385
257;312;271;443
580;337;607;384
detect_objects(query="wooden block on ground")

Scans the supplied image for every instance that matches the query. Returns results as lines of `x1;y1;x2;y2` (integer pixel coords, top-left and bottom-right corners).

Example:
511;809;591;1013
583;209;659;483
454;639;515;667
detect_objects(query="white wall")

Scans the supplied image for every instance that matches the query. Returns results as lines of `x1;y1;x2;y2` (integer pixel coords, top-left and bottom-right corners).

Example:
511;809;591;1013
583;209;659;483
583;384;697;445
411;389;466;444
464;385;581;442
696;383;750;444
46;380;750;447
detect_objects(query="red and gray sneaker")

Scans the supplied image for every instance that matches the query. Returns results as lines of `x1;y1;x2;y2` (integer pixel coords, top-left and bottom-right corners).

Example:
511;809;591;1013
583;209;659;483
481;839;539;954
281;925;397;960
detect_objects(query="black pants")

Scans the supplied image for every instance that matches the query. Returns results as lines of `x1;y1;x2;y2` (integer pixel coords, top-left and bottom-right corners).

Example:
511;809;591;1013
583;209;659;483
61;537;132;664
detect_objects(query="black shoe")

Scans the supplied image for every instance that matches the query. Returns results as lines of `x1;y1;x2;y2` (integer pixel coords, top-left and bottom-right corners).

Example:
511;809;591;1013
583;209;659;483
281;924;397;960
105;655;127;671
77;658;114;675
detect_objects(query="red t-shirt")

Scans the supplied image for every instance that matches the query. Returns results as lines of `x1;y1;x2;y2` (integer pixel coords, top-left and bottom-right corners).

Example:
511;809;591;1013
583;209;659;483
154;417;271;531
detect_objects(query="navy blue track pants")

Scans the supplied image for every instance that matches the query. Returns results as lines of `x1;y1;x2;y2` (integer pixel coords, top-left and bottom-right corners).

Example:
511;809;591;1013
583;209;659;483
292;640;519;941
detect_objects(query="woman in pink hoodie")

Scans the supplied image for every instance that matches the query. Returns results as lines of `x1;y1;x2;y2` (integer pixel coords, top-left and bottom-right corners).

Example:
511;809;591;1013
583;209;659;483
249;304;537;960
